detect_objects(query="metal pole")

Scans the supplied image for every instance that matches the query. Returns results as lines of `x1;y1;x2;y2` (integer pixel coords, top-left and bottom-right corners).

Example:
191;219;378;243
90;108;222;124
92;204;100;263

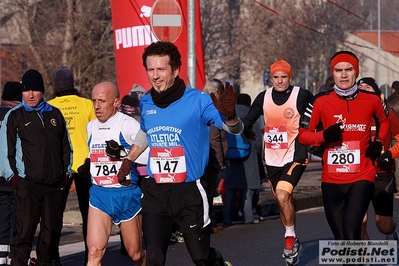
187;0;196;88
377;0;381;85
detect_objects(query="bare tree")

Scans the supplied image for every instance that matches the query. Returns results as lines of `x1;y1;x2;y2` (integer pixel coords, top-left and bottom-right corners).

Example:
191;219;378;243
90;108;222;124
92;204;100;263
1;0;115;98
200;0;239;82
2;0;397;96
237;0;295;86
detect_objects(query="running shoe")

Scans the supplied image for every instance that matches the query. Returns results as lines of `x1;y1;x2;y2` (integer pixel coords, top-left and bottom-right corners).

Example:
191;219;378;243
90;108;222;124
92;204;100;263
213;195;223;206
254;214;265;222
28;258;37;266
170;231;184;243
211;225;223;233
282;236;301;266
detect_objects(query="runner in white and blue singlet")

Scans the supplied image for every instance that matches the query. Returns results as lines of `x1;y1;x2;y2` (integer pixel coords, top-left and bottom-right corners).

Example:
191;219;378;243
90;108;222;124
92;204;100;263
86;82;147;265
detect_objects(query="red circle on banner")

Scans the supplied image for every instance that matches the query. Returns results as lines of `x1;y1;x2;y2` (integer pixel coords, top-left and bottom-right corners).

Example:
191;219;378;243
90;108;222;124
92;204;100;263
150;0;183;42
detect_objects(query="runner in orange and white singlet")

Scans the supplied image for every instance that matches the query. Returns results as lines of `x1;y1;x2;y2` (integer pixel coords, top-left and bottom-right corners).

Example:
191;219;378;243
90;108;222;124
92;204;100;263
243;60;313;266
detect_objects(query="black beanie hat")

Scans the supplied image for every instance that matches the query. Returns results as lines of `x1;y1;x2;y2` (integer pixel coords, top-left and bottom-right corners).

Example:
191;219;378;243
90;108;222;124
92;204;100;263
2;81;22;101
52;66;74;92
121;95;140;108
237;93;251;107
357;77;381;96
21;69;45;93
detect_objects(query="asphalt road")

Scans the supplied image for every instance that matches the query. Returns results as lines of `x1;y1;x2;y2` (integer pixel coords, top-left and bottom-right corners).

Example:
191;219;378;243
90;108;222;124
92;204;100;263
50;203;399;266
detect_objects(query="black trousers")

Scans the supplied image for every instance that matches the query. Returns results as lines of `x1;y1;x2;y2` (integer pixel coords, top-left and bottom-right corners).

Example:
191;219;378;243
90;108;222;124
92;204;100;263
141;178;225;266
52;173;91;262
322;180;374;240
11;179;64;266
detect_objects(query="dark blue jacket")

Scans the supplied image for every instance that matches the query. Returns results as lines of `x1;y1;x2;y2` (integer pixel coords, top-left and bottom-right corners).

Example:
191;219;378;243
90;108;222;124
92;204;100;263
0;104;72;185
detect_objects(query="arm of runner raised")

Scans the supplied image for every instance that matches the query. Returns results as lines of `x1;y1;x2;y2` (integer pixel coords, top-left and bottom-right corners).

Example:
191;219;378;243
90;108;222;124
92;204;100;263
211;82;241;128
222;117;244;135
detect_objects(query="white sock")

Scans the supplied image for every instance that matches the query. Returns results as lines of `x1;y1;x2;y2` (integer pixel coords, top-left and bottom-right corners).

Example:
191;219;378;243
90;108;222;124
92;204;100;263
285;225;296;238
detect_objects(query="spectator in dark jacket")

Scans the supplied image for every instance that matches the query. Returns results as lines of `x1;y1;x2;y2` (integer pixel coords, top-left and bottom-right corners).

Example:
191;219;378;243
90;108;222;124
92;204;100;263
0;69;72;265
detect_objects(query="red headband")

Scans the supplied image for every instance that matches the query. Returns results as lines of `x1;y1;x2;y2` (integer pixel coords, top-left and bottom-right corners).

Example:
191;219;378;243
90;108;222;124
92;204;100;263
330;53;359;76
270;60;292;78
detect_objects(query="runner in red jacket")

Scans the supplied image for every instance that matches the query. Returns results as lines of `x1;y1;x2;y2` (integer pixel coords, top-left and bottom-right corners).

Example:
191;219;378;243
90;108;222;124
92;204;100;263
298;51;390;240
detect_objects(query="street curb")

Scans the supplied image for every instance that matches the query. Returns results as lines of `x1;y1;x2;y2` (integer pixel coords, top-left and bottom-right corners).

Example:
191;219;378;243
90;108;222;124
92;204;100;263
294;193;324;211
256;200;280;216
256;192;323;217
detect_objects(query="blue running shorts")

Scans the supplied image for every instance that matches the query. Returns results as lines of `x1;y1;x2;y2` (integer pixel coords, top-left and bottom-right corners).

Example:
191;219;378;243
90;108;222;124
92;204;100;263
89;184;142;225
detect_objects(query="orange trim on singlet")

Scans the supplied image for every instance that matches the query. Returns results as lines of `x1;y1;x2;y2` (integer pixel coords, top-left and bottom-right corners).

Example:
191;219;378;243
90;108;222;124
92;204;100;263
287;159;309;175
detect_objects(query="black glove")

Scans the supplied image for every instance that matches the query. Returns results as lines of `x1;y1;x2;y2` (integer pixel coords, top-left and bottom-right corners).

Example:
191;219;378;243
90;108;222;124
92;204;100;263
210;82;237;120
9;174;20;189
323;123;343;143
77;158;91;179
365;140;383;161
118;158;133;186
106;140;127;159
378;150;392;168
